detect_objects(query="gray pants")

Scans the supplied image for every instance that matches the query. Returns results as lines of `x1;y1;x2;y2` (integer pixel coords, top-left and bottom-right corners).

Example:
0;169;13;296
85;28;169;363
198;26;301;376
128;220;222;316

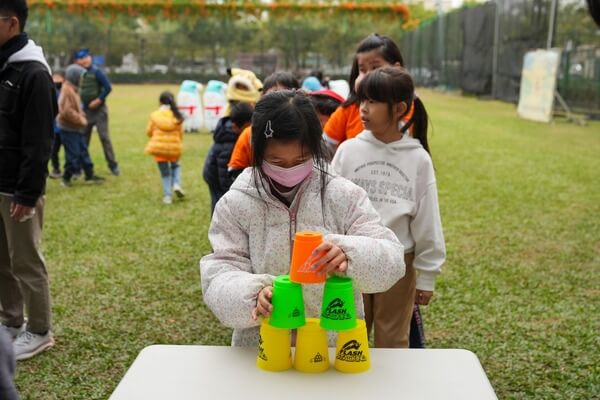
0;195;51;334
84;104;118;170
0;327;18;400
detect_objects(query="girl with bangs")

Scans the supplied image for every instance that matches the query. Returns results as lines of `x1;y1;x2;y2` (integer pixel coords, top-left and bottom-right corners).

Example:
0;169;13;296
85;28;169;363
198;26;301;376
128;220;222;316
332;67;446;348
200;90;406;347
323;33;414;156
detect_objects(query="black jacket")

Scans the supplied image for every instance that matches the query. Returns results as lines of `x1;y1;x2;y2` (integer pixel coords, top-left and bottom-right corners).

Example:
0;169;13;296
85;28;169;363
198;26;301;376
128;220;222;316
0;61;57;206
203;117;239;195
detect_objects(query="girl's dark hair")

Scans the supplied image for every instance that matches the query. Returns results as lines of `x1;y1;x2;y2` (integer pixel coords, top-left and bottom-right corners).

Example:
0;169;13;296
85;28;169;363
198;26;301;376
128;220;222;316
251;90;329;198
159;91;183;122
310;94;342;117
345;33;405;107
262;72;301;94
230;102;254;128
356;67;430;154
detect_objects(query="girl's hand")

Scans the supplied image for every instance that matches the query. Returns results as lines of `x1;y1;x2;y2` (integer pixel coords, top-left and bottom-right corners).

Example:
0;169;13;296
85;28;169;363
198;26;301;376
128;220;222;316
251;286;273;320
415;290;433;305
310;241;348;276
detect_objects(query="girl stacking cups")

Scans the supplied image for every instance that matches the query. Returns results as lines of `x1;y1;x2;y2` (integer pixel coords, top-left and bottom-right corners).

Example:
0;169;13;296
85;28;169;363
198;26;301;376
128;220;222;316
200;90;406;372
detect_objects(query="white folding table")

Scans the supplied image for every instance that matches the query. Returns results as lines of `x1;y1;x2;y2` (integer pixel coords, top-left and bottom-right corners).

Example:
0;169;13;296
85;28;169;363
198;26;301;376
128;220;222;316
109;345;497;400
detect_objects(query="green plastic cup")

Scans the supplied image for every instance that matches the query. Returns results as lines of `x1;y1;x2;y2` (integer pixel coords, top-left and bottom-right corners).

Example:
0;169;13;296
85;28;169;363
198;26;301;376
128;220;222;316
320;276;357;331
269;275;306;329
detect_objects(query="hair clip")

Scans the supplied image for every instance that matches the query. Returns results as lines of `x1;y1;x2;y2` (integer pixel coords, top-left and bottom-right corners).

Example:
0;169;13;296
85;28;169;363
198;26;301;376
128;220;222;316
264;120;274;139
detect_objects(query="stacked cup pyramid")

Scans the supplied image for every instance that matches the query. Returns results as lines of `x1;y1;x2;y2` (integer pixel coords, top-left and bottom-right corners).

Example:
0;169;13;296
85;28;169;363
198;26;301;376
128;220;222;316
257;231;370;373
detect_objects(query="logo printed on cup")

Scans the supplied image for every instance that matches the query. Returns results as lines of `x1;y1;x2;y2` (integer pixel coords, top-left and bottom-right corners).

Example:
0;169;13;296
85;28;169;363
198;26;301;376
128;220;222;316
257;334;268;361
297;252;323;273
311;352;325;363
289;308;301;318
270;275;305;329
323;298;352;321
336;340;367;363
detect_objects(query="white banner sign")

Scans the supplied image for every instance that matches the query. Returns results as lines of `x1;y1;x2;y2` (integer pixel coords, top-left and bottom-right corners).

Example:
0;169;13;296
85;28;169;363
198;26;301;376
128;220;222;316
517;49;562;123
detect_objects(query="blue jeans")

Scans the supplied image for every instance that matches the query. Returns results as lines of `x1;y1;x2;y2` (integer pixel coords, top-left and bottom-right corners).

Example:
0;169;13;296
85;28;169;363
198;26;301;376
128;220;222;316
0;328;18;400
157;161;181;197
50;131;62;172
60;129;94;180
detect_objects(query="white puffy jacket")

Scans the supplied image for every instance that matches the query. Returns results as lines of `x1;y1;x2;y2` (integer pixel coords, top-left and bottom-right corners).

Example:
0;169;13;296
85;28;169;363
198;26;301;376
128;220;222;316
200;166;405;346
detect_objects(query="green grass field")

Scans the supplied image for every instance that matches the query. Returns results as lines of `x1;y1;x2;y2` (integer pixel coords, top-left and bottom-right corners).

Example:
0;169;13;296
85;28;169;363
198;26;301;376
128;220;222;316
13;85;600;399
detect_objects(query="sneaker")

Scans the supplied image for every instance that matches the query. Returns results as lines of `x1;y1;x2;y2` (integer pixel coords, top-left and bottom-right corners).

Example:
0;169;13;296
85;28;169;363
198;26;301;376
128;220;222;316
49;169;62;179
62;178;72;187
85;175;105;184
162;196;172;205
110;165;120;176
1;323;25;339
13;330;54;361
173;184;185;199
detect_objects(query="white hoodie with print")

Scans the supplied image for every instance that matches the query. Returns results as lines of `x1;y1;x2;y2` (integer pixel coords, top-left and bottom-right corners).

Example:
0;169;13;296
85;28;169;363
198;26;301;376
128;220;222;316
332;131;446;292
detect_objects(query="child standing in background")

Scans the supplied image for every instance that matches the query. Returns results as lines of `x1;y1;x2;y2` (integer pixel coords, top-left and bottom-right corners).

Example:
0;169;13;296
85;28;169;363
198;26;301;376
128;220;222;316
58;65;104;187
323;33;411;156
203;102;254;212
308;89;345;128
332;67;446;348
145;91;185;205
49;69;65;179
326;33;428;348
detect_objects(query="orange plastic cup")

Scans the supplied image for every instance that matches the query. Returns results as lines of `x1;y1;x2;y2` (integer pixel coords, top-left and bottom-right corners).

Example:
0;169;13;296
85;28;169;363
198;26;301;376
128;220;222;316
289;231;326;284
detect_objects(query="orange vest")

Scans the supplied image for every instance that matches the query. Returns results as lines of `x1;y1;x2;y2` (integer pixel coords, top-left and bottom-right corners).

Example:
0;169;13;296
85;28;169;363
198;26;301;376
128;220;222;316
324;102;415;145
228;125;253;169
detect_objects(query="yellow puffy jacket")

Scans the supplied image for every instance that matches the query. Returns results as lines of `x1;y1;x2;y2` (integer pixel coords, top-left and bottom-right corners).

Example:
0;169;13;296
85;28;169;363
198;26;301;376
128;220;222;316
145;108;183;161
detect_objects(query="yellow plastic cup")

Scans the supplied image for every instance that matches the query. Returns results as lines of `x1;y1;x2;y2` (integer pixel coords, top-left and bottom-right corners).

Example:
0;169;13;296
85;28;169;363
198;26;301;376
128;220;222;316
293;318;330;373
256;319;292;372
334;319;371;373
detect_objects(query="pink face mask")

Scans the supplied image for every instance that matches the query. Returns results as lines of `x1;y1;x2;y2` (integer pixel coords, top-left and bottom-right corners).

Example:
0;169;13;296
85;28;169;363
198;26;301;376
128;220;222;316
262;159;313;188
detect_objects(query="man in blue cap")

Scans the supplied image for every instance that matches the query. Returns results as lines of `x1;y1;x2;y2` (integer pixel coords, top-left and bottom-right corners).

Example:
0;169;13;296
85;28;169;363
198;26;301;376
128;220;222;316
74;48;120;176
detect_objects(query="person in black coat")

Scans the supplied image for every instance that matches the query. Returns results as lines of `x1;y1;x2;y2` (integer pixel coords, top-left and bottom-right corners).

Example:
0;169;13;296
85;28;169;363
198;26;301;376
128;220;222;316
203;102;254;213
0;0;57;361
